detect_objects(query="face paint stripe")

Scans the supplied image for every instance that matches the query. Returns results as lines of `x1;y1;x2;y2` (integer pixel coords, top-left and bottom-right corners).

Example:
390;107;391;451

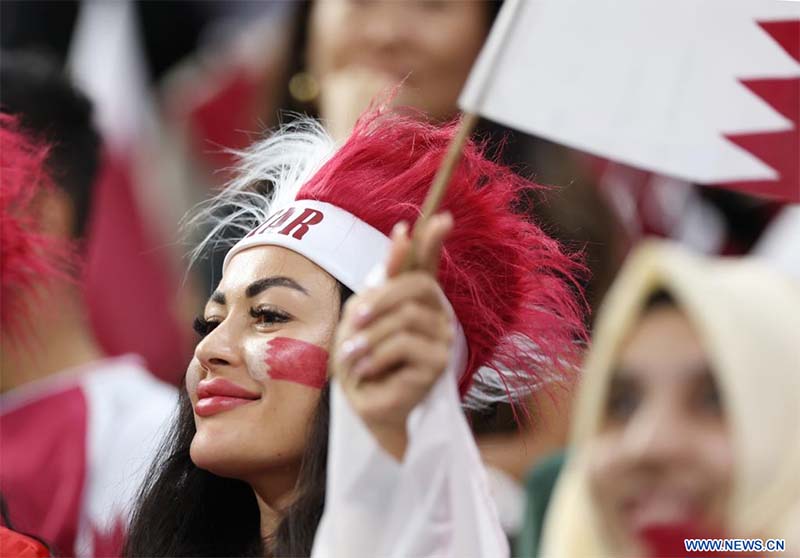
264;337;328;389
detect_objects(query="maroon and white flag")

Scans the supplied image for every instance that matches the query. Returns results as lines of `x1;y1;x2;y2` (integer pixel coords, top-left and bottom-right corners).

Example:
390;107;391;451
460;0;800;201
67;0;190;381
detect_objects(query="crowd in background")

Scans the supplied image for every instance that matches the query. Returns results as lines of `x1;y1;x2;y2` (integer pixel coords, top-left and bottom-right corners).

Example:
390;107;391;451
1;1;798;557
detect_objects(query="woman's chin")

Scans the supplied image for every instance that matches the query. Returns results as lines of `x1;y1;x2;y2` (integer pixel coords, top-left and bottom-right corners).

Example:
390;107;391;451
189;436;256;479
189;434;303;482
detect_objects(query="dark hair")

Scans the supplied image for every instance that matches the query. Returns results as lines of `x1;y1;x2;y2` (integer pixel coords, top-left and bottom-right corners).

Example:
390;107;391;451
125;284;351;557
0;49;101;239
644;288;676;311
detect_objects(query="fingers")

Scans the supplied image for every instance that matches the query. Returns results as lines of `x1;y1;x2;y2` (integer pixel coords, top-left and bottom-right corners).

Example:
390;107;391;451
385;221;411;278
338;301;452;369
385;212;453;278
331;212;456;427
351;333;450;380
347;367;440;431
344;271;446;331
416;212;453;276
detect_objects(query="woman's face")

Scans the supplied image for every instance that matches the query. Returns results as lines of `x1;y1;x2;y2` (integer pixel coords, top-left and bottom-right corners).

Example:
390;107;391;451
186;246;340;486
307;0;491;121
587;305;734;554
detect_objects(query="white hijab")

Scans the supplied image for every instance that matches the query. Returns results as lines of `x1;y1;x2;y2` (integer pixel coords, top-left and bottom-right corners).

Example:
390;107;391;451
541;240;800;556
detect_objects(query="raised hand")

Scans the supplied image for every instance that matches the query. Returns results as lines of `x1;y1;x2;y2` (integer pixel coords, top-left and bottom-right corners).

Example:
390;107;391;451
331;213;454;459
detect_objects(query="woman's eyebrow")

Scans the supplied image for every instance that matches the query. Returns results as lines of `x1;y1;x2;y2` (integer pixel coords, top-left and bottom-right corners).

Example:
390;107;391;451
209;291;226;305
246;276;309;298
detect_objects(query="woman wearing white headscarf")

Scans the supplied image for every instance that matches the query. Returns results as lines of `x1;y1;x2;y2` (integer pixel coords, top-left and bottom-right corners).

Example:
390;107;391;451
541;241;800;557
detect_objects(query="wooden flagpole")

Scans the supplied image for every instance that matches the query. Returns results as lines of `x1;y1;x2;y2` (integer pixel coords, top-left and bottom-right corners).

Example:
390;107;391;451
399;0;523;271
400;112;479;272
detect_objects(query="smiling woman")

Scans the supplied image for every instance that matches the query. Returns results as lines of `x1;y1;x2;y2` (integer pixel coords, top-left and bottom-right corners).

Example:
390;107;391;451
186;248;340;490
540;242;800;557
124;109;586;558
587;292;734;555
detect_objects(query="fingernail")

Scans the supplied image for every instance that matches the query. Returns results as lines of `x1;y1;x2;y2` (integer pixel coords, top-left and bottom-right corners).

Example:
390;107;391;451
352;356;373;378
436;212;453;228
392;221;408;238
340;334;368;360
354;304;372;327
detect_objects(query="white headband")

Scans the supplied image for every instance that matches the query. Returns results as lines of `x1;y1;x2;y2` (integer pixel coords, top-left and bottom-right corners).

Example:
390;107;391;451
223;199;470;382
223;200;391;293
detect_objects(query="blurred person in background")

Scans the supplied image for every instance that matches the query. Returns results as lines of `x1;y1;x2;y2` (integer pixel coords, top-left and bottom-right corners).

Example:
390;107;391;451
537;241;800;557
0;51;176;557
0;113;67;558
288;0;497;140
3;0;202;384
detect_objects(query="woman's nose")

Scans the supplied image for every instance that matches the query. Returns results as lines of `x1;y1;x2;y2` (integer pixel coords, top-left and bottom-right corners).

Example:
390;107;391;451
621;400;691;468
195;320;242;370
361;5;410;49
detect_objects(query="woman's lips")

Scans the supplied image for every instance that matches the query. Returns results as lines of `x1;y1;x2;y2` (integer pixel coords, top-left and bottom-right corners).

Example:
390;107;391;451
348;61;413;83
195;377;260;417
195;396;256;417
622;491;701;534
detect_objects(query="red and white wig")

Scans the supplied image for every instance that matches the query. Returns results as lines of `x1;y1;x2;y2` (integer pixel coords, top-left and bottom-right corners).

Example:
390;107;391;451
0;114;74;338
188;110;587;409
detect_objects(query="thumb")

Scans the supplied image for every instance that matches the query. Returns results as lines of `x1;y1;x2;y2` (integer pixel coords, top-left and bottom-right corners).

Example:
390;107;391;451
384;221;410;278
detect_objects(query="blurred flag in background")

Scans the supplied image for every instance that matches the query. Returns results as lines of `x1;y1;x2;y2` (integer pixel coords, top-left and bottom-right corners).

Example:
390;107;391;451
68;0;191;382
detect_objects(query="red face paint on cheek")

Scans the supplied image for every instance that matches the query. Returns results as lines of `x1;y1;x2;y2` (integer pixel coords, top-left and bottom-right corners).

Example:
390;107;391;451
264;337;329;389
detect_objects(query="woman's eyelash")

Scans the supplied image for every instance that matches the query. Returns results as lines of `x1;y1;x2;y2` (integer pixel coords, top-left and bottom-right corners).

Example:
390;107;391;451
250;306;291;325
193;316;219;338
192;308;289;337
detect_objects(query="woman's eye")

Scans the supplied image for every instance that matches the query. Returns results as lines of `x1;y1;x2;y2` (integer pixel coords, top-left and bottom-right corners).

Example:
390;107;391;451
607;391;639;422
605;377;640;424
193;316;220;338
250;306;291;327
691;372;724;417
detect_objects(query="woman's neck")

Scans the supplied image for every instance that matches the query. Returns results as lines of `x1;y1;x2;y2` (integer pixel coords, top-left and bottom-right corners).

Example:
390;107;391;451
250;466;301;540
257;494;282;541
1;283;102;393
